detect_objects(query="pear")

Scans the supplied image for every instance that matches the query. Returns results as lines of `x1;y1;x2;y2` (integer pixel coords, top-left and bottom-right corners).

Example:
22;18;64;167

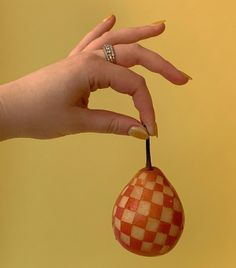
112;138;184;256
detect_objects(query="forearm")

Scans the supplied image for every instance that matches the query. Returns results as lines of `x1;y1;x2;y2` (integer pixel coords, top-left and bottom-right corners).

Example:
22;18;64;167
0;80;24;141
0;83;10;140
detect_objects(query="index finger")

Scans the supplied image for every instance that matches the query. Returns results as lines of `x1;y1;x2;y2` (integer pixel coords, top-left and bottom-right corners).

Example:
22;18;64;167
87;56;157;136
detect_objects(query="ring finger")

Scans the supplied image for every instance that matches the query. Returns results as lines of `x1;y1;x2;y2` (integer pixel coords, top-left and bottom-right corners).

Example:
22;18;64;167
94;43;191;85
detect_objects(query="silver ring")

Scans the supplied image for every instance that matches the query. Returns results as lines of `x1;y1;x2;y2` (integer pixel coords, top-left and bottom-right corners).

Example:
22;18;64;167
103;44;116;64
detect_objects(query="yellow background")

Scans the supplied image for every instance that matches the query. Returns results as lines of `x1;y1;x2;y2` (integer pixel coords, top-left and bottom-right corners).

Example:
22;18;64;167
0;0;236;267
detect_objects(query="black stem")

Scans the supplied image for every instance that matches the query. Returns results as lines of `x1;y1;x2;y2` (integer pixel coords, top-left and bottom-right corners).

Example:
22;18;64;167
146;137;153;170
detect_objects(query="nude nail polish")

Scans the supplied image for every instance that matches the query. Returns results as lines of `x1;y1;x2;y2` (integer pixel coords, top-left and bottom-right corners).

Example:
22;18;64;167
180;71;193;80
154;122;158;138
103;14;114;22
146;123;158;137
150;20;166;26
128;126;149;140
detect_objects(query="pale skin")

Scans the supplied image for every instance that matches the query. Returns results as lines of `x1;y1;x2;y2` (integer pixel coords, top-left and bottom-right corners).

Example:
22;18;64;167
0;15;191;141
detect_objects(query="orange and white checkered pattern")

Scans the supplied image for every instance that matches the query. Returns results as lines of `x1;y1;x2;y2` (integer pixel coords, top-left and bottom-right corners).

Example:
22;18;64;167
112;167;184;256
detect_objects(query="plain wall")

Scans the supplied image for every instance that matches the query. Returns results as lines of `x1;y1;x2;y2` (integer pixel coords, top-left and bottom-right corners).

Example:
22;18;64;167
0;0;236;267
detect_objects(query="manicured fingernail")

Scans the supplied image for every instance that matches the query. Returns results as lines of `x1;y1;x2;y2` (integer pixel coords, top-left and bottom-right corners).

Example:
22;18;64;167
150;20;166;26
154;122;158;138
180;71;192;80
146;123;158;137
128;126;149;140
103;14;114;22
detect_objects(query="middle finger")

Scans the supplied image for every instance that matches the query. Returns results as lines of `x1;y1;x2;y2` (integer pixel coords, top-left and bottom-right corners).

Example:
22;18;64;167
83;21;166;51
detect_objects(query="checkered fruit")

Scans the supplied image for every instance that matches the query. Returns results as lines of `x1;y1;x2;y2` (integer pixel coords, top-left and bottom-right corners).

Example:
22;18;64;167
112;139;184;256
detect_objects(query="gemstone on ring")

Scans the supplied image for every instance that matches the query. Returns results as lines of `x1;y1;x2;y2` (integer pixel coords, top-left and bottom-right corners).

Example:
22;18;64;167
103;44;116;64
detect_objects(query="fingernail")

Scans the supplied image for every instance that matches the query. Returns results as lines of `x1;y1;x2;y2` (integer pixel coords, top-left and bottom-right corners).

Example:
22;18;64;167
180;71;193;80
150;20;166;26
103;14;114;22
154;122;158;138
146;123;158;137
128;126;149;140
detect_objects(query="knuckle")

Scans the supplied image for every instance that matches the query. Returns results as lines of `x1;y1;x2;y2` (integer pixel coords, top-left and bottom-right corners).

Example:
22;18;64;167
101;30;114;42
130;43;142;64
158;63;165;75
158;60;170;76
129;74;147;97
80;51;97;62
133;43;141;49
77;52;100;70
136;74;146;86
129;43;141;52
106;117;121;134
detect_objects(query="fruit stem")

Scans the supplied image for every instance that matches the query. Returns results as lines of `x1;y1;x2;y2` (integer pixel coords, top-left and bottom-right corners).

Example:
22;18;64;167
146;137;153;170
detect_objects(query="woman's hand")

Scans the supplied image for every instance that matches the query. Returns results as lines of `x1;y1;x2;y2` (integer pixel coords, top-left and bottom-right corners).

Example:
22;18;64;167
0;15;191;141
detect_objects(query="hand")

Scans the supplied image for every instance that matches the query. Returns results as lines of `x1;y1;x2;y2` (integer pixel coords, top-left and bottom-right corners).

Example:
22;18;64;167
0;15;191;141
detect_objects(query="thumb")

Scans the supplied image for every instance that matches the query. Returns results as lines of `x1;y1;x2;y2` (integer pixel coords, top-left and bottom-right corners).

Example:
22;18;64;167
72;108;149;140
